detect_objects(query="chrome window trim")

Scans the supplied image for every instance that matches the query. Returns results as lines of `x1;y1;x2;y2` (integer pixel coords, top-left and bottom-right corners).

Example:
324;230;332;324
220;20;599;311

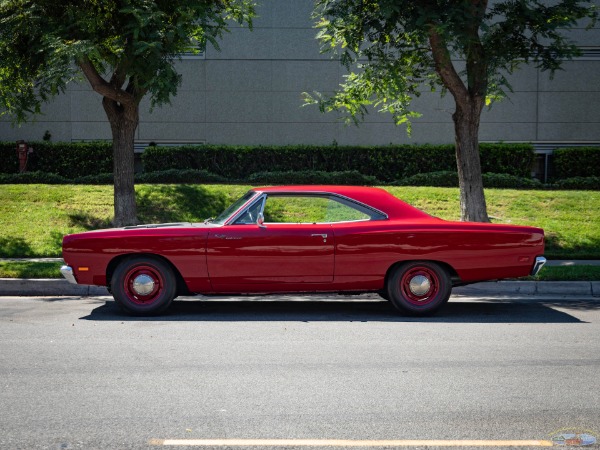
236;191;388;225
225;190;389;226
225;192;265;225
327;192;388;220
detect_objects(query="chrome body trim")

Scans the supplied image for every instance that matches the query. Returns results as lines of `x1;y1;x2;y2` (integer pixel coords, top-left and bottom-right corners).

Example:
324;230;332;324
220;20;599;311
530;256;547;276
60;265;78;284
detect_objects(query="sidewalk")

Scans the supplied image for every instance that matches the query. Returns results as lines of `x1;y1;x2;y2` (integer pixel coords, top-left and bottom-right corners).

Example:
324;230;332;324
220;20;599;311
1;259;599;297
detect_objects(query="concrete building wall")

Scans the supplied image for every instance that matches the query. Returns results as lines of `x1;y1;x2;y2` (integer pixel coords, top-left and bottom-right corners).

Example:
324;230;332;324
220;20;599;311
1;0;599;148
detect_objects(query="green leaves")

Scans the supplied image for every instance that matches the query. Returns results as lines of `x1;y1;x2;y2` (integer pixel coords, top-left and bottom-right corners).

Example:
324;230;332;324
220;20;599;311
309;0;597;124
0;0;256;120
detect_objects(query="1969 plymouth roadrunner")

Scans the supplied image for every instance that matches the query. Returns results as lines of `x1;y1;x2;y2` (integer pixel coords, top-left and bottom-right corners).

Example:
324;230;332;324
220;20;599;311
61;186;546;316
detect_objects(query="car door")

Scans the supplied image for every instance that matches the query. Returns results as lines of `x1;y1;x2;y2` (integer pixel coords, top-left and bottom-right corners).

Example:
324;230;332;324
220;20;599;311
207;193;336;289
206;222;334;288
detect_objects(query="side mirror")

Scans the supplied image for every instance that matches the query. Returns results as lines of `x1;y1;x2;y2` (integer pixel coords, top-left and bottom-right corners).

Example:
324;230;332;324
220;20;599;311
257;212;266;228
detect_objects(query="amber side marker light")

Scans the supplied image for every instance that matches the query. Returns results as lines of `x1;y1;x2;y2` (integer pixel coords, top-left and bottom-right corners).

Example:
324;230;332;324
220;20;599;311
78;267;90;272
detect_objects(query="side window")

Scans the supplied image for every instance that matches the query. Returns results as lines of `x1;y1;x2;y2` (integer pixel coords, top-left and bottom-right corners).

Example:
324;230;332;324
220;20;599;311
263;195;372;223
233;199;263;224
325;199;371;222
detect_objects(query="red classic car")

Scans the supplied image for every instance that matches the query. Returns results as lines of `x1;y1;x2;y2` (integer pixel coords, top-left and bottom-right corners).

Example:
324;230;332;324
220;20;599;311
61;186;546;316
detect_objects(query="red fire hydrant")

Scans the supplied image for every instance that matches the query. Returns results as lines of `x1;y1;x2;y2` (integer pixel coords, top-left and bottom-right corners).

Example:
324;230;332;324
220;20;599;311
16;140;29;173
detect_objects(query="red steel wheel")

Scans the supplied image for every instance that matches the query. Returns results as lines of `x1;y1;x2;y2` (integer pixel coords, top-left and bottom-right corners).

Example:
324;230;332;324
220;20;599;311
123;265;165;305
387;261;452;316
111;256;176;315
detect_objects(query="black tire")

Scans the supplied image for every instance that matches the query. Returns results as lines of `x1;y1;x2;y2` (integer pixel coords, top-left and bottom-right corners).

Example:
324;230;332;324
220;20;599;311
111;256;176;316
387;261;451;316
378;290;390;301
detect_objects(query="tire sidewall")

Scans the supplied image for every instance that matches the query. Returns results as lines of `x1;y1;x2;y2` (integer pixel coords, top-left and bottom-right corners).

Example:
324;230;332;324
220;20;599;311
388;261;451;316
111;256;176;315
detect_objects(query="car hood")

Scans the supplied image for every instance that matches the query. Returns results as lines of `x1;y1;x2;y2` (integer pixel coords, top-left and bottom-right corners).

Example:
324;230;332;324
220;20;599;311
62;222;221;243
121;222;219;230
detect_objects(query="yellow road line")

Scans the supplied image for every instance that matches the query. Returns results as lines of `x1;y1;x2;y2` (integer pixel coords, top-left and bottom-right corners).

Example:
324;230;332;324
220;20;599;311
149;438;555;447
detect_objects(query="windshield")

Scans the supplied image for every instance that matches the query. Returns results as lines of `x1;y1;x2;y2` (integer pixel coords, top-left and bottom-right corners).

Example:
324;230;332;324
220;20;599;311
211;191;257;225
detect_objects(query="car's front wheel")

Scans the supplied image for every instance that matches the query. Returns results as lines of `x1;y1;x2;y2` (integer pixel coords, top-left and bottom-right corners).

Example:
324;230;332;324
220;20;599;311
111;256;176;315
387;261;451;316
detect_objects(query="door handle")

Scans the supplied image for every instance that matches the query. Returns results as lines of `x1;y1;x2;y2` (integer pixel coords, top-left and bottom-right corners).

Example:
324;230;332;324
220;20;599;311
311;234;328;239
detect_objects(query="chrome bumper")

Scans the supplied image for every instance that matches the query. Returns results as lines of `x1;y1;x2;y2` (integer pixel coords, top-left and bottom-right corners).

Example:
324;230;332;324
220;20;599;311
60;265;77;284
530;256;547;276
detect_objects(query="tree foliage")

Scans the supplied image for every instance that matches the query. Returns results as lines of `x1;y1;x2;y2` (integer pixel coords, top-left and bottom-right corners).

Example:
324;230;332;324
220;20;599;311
307;0;597;221
309;0;596;125
0;0;254;225
1;0;254;118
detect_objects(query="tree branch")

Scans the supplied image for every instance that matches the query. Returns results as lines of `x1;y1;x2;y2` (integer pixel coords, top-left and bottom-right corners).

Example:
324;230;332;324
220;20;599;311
109;63;128;90
465;0;488;99
428;26;469;105
77;56;135;105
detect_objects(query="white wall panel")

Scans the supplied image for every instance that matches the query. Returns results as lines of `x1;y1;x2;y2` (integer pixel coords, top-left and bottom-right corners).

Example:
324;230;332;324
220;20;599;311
4;0;599;147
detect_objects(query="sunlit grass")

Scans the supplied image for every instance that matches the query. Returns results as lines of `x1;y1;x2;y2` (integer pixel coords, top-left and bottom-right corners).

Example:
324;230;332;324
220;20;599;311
0;184;598;259
532;265;600;281
0;261;63;278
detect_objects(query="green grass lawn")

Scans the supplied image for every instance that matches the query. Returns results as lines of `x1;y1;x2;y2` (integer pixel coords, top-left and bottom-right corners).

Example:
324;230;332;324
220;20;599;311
0;184;599;259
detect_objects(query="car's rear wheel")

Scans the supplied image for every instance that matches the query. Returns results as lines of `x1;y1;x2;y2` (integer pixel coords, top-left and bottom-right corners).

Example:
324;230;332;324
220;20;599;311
387;261;451;316
111;256;176;315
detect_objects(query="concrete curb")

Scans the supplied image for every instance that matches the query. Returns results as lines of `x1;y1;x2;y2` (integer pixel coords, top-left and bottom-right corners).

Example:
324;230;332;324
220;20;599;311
1;278;599;298
454;281;600;297
0;278;109;297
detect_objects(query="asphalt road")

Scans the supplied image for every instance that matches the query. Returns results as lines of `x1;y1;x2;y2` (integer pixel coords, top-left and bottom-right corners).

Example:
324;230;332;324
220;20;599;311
1;294;599;449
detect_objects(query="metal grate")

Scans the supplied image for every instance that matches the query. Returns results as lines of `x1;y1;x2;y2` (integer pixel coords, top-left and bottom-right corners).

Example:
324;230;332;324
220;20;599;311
532;142;600;153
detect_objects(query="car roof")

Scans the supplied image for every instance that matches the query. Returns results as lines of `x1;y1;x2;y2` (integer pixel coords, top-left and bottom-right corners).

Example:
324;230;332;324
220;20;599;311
252;185;432;220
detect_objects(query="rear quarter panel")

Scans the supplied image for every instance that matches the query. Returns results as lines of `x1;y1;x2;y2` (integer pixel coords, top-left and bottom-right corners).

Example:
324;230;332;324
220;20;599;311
332;220;544;287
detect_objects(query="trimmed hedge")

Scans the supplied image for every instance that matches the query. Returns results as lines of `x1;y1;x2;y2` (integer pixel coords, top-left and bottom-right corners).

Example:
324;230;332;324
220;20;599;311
0;169;225;185
553;147;600;179
143;144;450;181
0;171;68;184
0;141;535;180
142;143;534;181
247;170;381;185
479;144;536;176
551;176;600;190
136;169;226;184
482;172;544;189
0;142;19;173
0;141;112;177
394;171;544;189
5;170;594;189
395;171;459;187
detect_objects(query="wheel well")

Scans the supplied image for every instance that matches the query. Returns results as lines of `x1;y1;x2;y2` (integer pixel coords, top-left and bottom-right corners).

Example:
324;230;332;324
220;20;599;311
106;253;190;296
384;260;461;287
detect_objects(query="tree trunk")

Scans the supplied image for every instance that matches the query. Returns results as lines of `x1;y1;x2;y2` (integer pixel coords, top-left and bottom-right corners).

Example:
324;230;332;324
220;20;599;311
453;100;490;223
103;97;139;227
428;27;490;223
